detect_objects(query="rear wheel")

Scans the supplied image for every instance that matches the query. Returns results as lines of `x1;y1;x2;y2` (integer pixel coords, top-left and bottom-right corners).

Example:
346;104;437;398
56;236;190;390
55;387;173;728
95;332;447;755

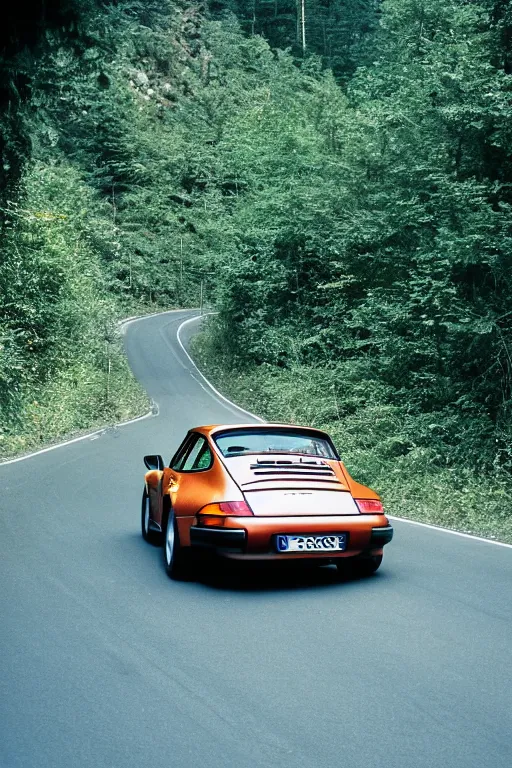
354;554;383;577
337;554;383;578
163;509;194;580
141;489;160;545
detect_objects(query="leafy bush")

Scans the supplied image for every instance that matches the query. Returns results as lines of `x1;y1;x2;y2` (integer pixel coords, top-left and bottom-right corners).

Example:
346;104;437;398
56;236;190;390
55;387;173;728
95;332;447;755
191;322;512;543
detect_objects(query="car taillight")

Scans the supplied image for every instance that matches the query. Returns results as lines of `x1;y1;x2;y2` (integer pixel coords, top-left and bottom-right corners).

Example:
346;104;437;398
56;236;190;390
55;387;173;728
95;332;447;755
199;515;228;527
198;501;253;526
217;501;253;515
355;499;384;514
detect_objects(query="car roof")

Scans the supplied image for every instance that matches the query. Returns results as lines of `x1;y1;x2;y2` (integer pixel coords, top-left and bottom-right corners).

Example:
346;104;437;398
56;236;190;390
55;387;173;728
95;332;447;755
190;424;332;439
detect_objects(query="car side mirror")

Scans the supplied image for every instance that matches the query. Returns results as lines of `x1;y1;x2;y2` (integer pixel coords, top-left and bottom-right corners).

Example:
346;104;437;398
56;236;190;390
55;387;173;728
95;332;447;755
144;454;165;471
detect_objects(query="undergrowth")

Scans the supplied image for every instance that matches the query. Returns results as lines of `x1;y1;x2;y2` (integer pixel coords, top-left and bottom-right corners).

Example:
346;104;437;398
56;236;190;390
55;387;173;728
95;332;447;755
0;324;150;460
191;324;512;544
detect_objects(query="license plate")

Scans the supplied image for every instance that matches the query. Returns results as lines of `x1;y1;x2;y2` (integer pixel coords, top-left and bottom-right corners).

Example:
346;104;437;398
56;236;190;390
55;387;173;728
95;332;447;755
276;534;347;553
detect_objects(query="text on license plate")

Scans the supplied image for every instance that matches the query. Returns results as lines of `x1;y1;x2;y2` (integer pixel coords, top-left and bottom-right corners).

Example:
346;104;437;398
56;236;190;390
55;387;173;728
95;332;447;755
276;534;347;552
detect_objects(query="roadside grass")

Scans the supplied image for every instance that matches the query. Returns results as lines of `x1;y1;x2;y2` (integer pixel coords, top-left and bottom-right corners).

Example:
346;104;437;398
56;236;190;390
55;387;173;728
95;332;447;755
191;327;512;545
0;322;150;461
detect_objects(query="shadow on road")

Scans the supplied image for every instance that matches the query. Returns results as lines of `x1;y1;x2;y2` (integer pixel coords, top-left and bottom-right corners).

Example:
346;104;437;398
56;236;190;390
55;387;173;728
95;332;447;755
120;532;388;594
194;557;385;593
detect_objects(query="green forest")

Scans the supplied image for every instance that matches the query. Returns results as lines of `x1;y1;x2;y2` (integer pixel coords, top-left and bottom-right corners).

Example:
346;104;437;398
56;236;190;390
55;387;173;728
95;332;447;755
1;0;511;539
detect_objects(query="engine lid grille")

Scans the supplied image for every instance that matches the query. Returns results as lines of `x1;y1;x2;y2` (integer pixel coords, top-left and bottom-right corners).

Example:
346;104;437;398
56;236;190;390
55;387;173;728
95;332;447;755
241;458;344;488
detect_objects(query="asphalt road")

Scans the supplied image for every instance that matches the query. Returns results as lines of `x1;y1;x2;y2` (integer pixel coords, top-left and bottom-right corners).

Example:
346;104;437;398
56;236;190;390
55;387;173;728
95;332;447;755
1;309;511;768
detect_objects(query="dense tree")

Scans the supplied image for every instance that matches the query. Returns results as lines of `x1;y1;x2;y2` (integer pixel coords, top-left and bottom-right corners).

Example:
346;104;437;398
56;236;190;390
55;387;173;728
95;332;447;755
195;1;512;471
208;0;379;78
1;0;511;506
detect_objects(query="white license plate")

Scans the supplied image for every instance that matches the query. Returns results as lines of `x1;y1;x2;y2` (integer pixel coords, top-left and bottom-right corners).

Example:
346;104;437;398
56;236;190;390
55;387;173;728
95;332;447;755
276;534;347;553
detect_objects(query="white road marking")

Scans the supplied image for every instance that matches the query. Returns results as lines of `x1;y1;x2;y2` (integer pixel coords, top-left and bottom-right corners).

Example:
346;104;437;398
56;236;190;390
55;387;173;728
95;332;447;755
0;407;158;467
388;515;512;549
119;307;193;333
177;316;511;551
0;309;186;467
176;314;264;423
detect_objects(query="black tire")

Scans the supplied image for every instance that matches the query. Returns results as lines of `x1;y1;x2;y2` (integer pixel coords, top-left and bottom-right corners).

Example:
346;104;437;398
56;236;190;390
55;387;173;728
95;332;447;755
355;554;383;577
141;489;161;545
163;508;194;580
337;554;383;578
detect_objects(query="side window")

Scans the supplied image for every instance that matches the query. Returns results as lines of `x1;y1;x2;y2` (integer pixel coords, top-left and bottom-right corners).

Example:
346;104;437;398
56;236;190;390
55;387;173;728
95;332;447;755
182;436;213;472
193;441;213;471
170;435;196;471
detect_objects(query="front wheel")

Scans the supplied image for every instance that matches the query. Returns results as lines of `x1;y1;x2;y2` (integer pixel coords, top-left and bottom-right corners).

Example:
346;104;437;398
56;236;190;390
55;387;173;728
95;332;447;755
163;510;194;580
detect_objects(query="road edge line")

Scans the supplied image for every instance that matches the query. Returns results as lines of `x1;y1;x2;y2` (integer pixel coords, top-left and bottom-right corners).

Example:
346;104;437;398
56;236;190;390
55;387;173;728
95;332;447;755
179;316;512;551
176;315;265;423
387;515;512;549
0;308;189;467
118;307;196;332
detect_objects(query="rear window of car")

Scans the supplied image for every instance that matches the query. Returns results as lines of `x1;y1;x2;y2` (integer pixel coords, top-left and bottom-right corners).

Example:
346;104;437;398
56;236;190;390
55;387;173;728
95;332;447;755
214;429;338;459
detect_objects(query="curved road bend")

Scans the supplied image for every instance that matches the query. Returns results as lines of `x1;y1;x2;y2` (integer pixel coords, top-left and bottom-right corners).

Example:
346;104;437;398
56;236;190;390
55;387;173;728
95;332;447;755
1;309;511;768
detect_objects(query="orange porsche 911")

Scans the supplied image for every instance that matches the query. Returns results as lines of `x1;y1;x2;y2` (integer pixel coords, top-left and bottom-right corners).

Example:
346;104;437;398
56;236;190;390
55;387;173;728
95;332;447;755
141;424;393;579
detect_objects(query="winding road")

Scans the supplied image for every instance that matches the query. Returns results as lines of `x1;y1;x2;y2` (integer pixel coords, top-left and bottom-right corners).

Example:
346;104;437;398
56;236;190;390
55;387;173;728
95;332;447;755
1;309;511;768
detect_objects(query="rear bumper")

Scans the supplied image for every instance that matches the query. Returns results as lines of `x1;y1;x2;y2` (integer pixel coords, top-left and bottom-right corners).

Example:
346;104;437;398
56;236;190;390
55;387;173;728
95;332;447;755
190;515;393;559
190;526;246;552
369;525;394;547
